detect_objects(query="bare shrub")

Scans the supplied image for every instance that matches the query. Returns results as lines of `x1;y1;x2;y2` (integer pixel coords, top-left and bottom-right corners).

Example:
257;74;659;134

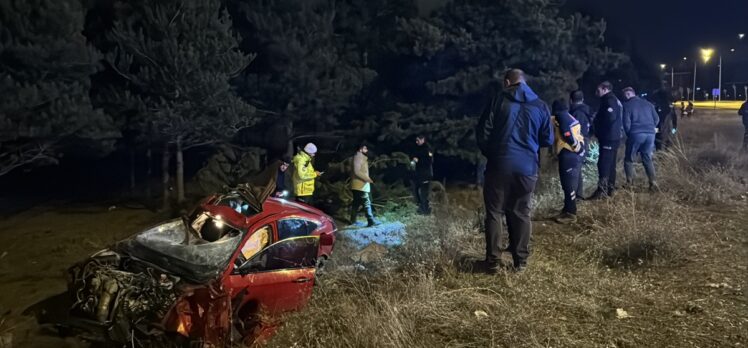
574;192;701;269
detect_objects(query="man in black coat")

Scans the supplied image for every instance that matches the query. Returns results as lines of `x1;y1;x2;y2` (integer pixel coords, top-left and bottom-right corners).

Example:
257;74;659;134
652;89;678;151
569;90;592;198
588;81;623;200
410;135;433;215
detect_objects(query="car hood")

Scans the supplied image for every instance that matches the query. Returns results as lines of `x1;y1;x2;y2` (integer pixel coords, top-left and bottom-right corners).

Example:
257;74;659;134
117;219;242;283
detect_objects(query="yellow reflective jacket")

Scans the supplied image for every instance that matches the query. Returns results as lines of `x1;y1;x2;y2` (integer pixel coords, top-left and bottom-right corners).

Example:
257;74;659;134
292;151;317;196
552;115;584;155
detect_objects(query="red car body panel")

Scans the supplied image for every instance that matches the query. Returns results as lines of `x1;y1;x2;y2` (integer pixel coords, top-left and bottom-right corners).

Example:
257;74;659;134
169;197;335;345
200;196;337;259
62;194;336;346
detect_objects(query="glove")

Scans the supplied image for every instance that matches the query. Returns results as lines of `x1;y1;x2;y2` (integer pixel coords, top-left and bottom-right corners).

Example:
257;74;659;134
671;128;677;135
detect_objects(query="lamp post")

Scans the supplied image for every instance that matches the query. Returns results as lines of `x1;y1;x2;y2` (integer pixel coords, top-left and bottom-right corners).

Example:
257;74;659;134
700;48;715;101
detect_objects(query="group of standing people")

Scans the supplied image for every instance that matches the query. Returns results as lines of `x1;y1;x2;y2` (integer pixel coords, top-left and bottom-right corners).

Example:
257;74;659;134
273;136;435;228
476;69;675;273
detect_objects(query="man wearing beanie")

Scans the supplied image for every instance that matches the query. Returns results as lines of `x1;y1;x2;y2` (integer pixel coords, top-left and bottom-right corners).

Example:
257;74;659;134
292;143;322;205
551;99;585;224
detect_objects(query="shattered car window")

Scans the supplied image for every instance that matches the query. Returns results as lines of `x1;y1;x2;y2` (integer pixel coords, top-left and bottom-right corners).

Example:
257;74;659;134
215;194;260;217
119;218;244;283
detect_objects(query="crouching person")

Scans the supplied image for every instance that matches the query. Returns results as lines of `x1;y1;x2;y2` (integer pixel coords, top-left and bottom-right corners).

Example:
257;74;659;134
350;144;379;227
551;100;585;224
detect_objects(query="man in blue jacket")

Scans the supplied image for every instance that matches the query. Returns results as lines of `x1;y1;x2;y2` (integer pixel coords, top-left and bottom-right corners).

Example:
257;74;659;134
476;69;553;273
588;81;623;200
621;87;659;191
569;90;592;198
740;101;748;150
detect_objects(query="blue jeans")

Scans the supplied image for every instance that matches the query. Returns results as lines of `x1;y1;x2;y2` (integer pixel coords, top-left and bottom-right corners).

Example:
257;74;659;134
624;133;656;184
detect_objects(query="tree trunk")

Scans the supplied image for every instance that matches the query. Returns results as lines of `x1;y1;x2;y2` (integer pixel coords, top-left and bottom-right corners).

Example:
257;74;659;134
285;120;295;159
146;147;152;198
176;138;185;204
129;148;136;193
161;143;170;211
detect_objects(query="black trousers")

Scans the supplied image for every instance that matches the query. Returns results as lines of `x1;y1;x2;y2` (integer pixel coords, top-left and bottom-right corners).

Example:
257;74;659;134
413;179;431;214
483;169;537;267
596;140;620;196
350;190;375;224
559;151;582;215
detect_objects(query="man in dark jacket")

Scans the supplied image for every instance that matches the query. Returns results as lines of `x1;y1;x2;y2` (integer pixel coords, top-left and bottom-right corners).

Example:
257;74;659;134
622;87;659;191
740;101;748;150
410;135;433;215
653;89;678;151
273;157;291;198
588;81;623;200
551;99;585;224
476;69;553;273
569;90;592;198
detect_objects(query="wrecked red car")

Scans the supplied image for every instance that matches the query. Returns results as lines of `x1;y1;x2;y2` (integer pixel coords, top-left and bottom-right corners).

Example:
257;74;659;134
59;186;337;347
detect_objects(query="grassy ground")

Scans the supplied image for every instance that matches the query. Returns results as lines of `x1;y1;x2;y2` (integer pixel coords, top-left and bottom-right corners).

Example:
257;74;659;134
0;110;746;347
267;110;748;348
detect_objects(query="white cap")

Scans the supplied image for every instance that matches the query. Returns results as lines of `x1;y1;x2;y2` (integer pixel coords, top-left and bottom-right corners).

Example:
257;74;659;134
304;143;318;154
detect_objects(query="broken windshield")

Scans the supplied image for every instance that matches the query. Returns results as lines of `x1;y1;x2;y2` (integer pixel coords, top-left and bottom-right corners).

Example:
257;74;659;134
118;217;244;283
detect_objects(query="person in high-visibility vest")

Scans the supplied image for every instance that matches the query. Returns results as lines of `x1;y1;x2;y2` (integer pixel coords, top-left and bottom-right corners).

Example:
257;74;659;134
551;99;585;224
292;143;321;205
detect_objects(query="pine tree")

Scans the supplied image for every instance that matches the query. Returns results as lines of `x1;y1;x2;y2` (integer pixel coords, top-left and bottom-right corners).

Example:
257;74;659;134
351;0;625;163
227;0;376;156
0;0;118;176
105;0;258;204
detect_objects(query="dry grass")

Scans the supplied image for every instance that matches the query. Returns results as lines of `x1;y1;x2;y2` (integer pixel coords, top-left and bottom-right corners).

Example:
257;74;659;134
268;115;748;348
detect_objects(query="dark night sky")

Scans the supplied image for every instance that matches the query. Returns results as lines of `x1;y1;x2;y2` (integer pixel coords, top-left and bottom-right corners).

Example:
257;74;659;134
565;0;748;88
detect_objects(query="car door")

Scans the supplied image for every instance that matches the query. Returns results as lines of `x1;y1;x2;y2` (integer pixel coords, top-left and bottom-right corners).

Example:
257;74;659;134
225;234;319;317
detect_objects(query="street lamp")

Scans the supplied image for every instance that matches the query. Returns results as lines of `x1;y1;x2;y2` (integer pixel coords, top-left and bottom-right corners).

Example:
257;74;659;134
740;33;745;40
660;64;666;70
700;48;714;63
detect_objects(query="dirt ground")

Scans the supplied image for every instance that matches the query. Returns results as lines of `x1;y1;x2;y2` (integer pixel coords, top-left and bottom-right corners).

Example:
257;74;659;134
0;109;746;347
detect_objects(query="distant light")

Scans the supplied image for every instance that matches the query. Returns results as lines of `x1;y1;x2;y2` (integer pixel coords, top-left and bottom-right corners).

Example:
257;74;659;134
696;87;701;91
683;57;687;61
730;48;736;52
740;33;745;40
700;48;714;63
659;64;667;70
